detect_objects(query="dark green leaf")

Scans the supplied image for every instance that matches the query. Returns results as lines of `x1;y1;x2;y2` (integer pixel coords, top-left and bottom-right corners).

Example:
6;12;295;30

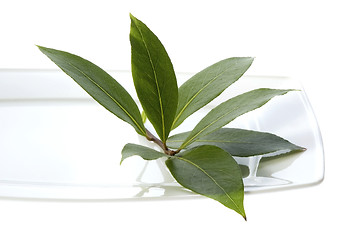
166;145;246;219
37;46;146;136
121;143;167;164
168;128;305;157
173;57;254;129
129;14;178;142
179;88;293;149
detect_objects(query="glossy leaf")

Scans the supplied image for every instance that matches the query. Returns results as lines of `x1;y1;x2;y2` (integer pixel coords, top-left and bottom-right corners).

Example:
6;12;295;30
37;46;146;136
166;145;246;219
130;14;178;142
179;88;293;149
168;128;305;157
121;143;167;165
173;57;254;129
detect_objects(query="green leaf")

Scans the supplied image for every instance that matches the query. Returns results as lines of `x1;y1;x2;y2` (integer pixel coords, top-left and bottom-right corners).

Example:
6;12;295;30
179;88;293;149
166;145;246;219
129;14;178;142
141;110;147;123
121;143;167;164
173;57;254;129
37;46;146;136
168;128;305;157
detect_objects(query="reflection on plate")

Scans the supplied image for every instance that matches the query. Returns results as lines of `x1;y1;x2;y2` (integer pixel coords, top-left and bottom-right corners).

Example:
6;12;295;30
0;70;324;199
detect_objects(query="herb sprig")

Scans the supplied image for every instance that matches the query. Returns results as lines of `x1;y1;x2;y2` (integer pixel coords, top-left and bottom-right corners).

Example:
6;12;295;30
37;14;305;220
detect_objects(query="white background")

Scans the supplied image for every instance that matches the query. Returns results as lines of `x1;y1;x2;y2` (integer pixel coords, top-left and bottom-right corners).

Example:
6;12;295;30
1;0;360;239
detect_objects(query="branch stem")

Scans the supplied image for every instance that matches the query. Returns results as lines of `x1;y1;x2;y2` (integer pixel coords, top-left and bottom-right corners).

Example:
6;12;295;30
145;129;178;156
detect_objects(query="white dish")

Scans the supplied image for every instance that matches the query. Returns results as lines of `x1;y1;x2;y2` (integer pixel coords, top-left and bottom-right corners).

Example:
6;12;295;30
0;70;324;199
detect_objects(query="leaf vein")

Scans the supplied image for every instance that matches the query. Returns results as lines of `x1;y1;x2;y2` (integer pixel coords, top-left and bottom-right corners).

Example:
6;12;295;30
180;104;242;148
135;22;166;140
175;156;242;213
173;62;239;127
68;62;145;135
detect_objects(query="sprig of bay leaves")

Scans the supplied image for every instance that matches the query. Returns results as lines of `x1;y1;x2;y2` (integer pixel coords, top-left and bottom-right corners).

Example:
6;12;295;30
37;14;305;220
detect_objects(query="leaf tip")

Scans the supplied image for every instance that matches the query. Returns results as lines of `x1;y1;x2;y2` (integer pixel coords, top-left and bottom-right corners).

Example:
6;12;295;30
237;206;247;221
36;45;52;55
248;56;255;62
36;45;45;52
241;56;255;65
300;147;307;152
129;13;138;23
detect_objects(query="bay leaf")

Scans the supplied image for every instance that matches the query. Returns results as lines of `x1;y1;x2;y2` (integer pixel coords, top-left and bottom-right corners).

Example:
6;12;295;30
168;128;305;157
121;143;167;164
130;14;178;142
179;88;293;149
166;145;246;219
37;46;146;136
173;57;254;129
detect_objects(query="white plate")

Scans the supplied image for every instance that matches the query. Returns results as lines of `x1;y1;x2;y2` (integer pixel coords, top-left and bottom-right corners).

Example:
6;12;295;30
0;70;324;199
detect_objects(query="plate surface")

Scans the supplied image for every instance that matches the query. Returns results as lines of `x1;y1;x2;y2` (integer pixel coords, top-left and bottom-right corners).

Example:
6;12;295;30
0;70;324;199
